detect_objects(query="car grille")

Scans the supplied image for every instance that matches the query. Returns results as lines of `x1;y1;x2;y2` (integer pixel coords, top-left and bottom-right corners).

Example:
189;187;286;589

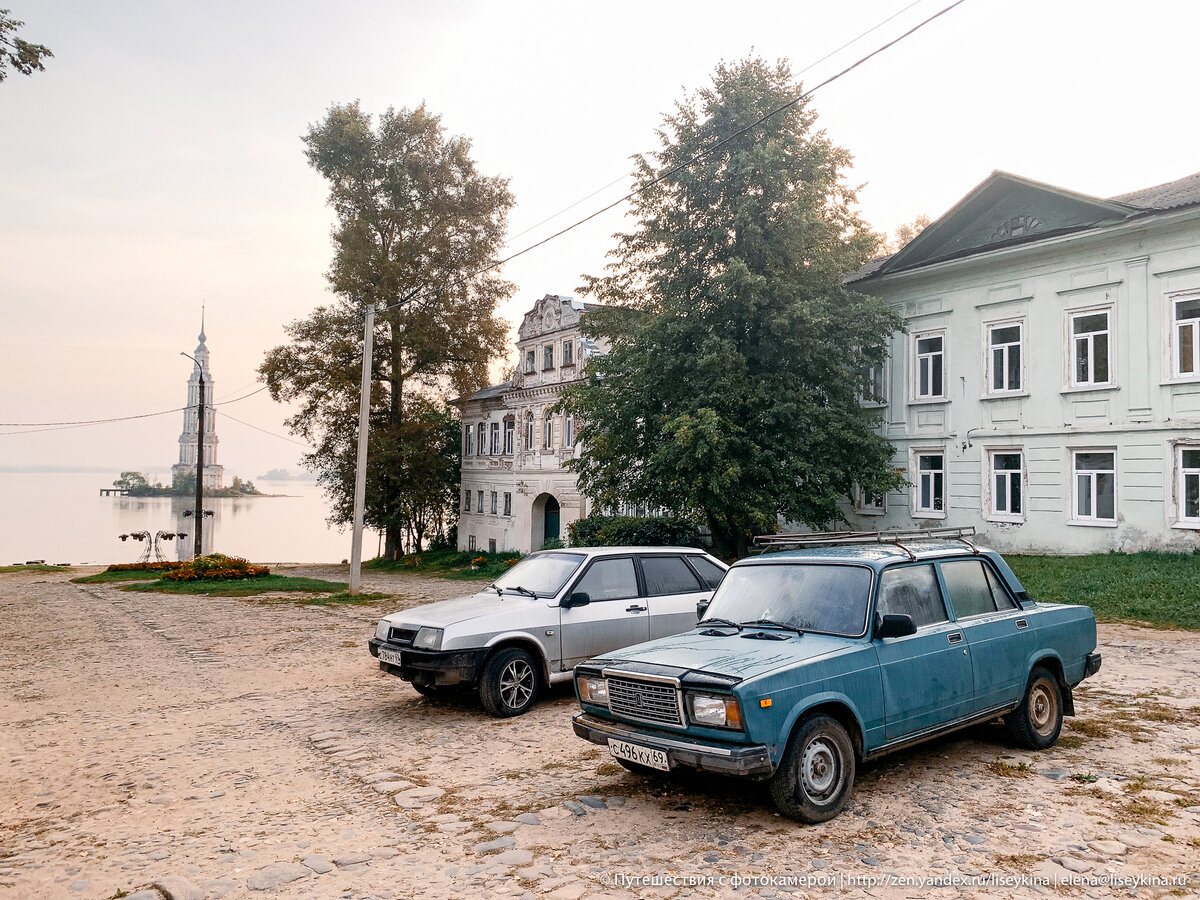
387;627;418;647
607;677;682;727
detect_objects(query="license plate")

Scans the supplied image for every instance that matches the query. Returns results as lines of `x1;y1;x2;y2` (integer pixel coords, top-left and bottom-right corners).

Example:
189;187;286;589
607;738;669;771
378;648;403;666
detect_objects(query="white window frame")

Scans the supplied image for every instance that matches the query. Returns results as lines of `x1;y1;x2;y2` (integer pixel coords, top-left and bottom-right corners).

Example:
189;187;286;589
564;413;575;446
1174;443;1200;527
503;419;514;455
503;492;512;517
524;413;534;451
524;350;535;374
911;447;947;518
476;422;486;456
464;425;472;457
562;339;575;366
476;490;484;513
853;485;886;516
985;448;1025;523
911;330;947;402
490;491;498;515
490;422;500;455
1168;291;1200;380
984;319;1025;396
463;490;471;512
1066;306;1114;389
1069;448;1117;527
543;411;553;449
860;360;887;408
543;344;554;370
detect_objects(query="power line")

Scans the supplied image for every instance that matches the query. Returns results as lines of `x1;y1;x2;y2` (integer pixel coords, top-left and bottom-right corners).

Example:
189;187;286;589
214;409;311;448
376;0;967;316
500;0;928;249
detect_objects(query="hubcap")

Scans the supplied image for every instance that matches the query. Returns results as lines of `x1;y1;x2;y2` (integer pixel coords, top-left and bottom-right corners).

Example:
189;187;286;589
801;737;843;804
499;660;534;709
1030;681;1057;735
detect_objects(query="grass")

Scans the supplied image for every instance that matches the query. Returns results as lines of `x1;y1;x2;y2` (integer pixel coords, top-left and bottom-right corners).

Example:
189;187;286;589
365;548;522;581
120;574;352;597
1006;551;1200;630
71;570;163;584
2;564;71;574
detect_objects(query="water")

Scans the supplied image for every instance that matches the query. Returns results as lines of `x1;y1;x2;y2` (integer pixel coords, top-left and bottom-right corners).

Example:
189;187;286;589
0;472;383;565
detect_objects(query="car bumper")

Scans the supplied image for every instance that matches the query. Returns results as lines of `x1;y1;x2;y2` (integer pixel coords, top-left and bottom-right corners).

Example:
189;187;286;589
1083;651;1102;679
367;638;486;687
572;712;775;778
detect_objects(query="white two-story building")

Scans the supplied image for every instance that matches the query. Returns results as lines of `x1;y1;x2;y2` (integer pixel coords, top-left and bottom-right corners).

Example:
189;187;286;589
849;170;1200;552
455;294;605;554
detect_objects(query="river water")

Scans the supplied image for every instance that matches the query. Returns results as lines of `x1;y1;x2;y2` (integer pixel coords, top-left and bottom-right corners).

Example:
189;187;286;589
0;472;383;565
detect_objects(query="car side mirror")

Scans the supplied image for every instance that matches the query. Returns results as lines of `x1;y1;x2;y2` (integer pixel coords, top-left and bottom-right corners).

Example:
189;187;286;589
876;614;917;639
696;598;711;619
562;591;590;608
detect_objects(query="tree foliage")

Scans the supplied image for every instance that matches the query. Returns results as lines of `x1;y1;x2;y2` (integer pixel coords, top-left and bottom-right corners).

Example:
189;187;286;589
886;213;932;254
560;57;904;558
261;103;514;555
0;9;52;82
568;514;701;549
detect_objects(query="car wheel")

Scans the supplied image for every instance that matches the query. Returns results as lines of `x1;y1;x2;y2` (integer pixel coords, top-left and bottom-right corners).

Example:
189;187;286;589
479;647;540;717
1008;666;1063;750
769;714;855;824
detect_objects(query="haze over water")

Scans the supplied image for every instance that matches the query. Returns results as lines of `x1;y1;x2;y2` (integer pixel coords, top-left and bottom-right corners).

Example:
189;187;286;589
0;472;381;565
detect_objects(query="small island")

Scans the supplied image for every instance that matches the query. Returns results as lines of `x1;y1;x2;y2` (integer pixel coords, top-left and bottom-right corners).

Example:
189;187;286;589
109;471;267;498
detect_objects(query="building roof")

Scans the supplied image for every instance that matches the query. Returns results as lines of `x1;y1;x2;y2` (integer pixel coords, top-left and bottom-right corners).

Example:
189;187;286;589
1111;170;1200;211
465;380;511;402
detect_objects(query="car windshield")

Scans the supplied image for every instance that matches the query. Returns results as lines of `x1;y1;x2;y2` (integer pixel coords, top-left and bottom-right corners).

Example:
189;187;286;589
491;552;586;597
702;563;873;637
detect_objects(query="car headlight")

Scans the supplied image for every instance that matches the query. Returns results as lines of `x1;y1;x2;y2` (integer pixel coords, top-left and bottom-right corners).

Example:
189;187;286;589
577;676;609;707
375;620;390;640
688;693;743;730
412;627;443;651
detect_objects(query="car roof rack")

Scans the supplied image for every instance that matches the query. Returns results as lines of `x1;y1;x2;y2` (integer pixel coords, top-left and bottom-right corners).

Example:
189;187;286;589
752;526;978;561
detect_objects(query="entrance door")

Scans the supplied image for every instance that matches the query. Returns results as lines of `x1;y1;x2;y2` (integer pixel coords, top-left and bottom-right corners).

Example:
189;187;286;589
544;496;560;544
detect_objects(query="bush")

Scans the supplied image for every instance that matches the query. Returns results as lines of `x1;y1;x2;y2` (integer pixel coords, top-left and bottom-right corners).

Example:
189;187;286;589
470;556;488;567
568;514;701;548
160;553;270;582
540;538;565;550
106;561;186;573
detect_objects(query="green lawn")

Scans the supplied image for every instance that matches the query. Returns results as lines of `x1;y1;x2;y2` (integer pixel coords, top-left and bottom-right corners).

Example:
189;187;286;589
120;574;354;598
71;570;163;584
1007;551;1200;630
2;564;72;574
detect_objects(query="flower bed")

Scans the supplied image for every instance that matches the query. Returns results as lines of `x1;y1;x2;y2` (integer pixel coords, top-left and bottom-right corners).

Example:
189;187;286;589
160;554;270;582
105;561;186;573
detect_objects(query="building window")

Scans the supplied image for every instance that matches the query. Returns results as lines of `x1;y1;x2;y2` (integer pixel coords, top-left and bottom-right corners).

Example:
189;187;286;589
468;534;476;551
564;413;575;446
543;345;554;370
543;411;553;448
914;451;945;516
503;492;512;516
989;450;1024;520
986;321;1023;394
490;422;500;455
913;332;945;400
1176;446;1200;525
1172;294;1200;377
562;340;574;366
861;362;886;406
1069;309;1111;387
488;538;497;554
524;412;534;450
503;419;514;455
476;422;486;456
490;491;498;515
854;485;886;516
477;490;484;512
463;490;470;512
524;350;535;374
1072;450;1116;523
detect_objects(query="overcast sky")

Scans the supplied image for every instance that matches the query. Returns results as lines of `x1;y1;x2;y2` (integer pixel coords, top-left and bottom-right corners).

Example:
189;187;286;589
2;0;1197;479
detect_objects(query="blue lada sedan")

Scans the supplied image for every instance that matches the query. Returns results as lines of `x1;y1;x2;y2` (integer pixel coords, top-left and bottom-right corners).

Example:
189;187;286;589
572;529;1101;823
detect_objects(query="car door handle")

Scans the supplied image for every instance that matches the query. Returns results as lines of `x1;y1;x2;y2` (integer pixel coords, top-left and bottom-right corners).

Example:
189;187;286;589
626;604;647;613
947;632;963;645
1015;619;1028;629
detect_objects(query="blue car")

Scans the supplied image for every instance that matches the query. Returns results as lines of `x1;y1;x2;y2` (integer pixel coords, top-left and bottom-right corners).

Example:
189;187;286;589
572;528;1101;823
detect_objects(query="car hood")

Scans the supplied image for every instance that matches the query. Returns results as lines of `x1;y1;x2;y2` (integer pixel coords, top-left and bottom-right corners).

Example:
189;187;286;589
595;629;861;681
381;590;550;628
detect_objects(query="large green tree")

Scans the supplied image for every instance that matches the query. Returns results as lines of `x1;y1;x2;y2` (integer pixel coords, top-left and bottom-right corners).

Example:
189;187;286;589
261;103;514;556
0;9;51;82
561;58;904;559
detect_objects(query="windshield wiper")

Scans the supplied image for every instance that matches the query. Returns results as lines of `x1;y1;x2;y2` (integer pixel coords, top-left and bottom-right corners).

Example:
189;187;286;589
741;619;804;636
699;617;742;632
502;585;538;598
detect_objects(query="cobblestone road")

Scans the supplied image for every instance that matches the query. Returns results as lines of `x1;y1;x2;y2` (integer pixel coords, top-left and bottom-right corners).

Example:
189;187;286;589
2;568;1198;899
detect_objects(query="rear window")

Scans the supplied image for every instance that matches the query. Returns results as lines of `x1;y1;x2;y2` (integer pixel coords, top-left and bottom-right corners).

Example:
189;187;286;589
687;556;725;590
641;556;703;596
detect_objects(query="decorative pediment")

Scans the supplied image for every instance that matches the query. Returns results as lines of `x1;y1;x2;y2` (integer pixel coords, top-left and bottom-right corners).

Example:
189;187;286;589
878;172;1143;276
518;294;582;341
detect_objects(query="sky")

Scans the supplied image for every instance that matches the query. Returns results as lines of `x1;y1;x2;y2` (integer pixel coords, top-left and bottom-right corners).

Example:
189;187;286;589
2;0;1199;481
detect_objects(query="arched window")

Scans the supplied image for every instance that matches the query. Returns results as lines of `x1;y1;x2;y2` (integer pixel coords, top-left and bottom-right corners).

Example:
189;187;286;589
543;411;553;448
564;413;575;446
525;412;534;450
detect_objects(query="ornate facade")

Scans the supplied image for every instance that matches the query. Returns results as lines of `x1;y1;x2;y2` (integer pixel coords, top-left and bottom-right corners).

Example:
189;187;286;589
455;294;604;553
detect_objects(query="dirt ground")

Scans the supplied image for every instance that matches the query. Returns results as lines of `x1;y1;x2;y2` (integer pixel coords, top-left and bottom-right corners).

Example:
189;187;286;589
2;565;1198;900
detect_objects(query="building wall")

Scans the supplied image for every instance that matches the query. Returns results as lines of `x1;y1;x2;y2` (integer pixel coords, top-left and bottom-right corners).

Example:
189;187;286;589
850;213;1200;553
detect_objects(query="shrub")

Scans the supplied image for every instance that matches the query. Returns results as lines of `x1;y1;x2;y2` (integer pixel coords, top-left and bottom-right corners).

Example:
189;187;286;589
160;553;270;582
540;539;565;550
470;556;488;567
568;514;701;548
402;554;422;568
503;557;520;567
106;561;186;573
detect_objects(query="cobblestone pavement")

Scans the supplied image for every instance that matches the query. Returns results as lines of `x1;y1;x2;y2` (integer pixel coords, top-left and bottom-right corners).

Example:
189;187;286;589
2;568;1199;900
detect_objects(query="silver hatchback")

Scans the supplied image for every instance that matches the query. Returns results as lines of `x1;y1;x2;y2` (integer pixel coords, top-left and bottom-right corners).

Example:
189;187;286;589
368;547;727;717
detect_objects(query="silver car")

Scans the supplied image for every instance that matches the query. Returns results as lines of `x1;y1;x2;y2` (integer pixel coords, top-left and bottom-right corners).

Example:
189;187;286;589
367;547;727;717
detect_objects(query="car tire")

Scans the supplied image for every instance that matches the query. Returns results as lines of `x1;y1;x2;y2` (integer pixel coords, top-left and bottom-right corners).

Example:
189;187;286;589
769;714;856;824
479;647;540;717
1008;666;1063;750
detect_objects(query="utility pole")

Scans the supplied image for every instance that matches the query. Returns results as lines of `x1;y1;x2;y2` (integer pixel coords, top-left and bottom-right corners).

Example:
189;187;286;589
348;303;375;596
180;351;206;559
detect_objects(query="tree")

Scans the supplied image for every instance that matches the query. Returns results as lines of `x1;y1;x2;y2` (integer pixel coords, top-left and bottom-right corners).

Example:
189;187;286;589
560;57;905;559
0;9;52;82
261;103;514;556
885;214;932;254
114;471;152;495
